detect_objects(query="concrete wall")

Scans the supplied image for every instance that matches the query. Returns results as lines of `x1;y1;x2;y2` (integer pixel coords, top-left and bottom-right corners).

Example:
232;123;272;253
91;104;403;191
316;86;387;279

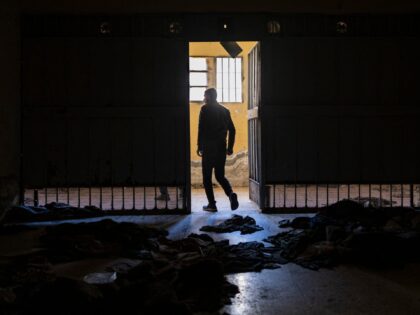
189;42;257;187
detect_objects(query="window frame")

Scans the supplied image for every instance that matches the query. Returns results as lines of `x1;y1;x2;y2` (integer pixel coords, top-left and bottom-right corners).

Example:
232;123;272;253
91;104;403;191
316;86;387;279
189;56;244;104
189;57;209;102
216;56;243;103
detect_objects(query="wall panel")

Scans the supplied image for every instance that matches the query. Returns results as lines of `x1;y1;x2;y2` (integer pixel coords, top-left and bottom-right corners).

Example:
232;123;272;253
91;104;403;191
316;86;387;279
22;22;189;189
262;35;420;184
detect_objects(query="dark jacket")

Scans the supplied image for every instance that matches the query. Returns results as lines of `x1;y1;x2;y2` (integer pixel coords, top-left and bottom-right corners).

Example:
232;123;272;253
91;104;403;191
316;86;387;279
197;102;236;152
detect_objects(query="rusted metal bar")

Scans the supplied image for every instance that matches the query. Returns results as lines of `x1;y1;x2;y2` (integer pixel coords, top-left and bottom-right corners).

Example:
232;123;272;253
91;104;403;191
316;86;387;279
154;186;157;209
111;186;114;211
132;186;135;210
271;185;275;208
34;189;39;207
410;184;414;208
401;184;404;207
337;184;340;203
283;184;286;208
390;184;393;208
379;184;382;207
78;187;81;208
182;185;187;210
143;186;146;210
326;184;329;207
99;186;103;209
89;187;92;206
121;186;125;210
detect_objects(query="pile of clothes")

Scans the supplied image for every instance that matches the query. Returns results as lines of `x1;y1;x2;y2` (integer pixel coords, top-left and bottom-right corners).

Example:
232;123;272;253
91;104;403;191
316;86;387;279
5;202;103;222
0;219;285;314
2;200;420;313
200;214;264;235
266;200;420;270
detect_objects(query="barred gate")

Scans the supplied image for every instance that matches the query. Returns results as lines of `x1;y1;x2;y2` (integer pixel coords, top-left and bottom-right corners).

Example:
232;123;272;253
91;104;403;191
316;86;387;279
21;15;190;213
265;184;420;212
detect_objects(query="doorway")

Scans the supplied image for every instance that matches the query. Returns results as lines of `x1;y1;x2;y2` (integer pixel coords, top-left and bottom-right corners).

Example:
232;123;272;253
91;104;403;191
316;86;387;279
188;41;259;212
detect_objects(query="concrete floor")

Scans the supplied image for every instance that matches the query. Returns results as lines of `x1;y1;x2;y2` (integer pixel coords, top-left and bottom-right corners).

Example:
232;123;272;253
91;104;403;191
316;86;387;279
4;188;420;314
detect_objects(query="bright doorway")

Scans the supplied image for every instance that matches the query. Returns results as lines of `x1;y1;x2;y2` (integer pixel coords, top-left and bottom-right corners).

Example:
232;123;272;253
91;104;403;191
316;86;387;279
188;41;259;212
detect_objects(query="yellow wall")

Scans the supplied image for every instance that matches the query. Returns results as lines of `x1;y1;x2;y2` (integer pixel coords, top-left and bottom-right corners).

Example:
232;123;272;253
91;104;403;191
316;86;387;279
189;42;257;161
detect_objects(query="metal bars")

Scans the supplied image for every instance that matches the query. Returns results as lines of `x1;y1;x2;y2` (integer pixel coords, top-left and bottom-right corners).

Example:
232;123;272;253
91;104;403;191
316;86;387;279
266;183;420;210
216;57;242;103
24;186;187;211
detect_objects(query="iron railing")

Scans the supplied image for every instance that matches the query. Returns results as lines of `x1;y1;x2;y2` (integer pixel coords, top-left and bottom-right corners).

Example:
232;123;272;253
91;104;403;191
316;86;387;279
23;185;188;213
265;183;420;211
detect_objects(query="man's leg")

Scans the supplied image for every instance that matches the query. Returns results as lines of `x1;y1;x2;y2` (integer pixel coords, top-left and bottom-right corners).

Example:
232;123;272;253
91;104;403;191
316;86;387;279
214;151;233;196
156;186;170;200
214;150;239;210
202;154;216;207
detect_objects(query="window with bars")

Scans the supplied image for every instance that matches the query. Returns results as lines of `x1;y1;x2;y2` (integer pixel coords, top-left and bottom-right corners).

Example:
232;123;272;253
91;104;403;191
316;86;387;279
189;57;208;102
216;57;242;103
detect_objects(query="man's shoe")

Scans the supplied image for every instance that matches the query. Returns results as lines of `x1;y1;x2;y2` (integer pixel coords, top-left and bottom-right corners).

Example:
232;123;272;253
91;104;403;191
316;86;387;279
155;194;170;201
229;193;239;210
203;204;218;212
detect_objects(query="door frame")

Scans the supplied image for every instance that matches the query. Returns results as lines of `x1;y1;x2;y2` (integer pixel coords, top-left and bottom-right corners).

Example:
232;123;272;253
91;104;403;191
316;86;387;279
187;40;264;211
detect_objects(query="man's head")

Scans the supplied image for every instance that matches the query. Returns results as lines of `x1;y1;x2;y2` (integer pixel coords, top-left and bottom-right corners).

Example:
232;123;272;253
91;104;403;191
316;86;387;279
204;88;217;104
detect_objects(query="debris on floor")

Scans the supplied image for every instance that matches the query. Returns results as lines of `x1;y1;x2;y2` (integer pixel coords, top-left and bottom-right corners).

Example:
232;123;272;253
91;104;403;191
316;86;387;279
265;199;420;270
350;197;395;208
4;202;103;223
83;272;117;285
200;215;264;235
0;219;285;314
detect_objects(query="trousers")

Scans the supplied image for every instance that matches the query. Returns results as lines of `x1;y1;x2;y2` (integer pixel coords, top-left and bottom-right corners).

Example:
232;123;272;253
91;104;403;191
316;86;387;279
202;145;233;205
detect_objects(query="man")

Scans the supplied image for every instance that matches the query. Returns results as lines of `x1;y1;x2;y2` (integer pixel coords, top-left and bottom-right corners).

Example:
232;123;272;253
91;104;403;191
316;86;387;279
156;186;184;201
155;186;170;201
197;88;239;212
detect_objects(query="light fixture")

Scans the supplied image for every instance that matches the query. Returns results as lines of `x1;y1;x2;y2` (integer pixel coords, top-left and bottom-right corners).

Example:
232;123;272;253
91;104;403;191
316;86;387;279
218;17;232;34
336;21;348;34
267;20;281;34
169;21;183;34
99;22;111;35
220;41;243;58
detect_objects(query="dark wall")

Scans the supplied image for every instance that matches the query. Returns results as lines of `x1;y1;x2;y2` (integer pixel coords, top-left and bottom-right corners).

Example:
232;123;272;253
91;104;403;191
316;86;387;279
16;0;420;13
22;35;188;187
262;35;420;183
2;0;420;211
0;2;20;214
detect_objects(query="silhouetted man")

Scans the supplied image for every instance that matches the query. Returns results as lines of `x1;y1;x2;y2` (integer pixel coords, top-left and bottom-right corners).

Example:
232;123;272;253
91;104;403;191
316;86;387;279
156;186;170;201
156;186;184;201
197;88;239;212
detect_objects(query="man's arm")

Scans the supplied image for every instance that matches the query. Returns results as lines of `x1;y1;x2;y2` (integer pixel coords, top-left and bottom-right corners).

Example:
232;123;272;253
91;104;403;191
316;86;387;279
197;107;204;156
227;110;235;155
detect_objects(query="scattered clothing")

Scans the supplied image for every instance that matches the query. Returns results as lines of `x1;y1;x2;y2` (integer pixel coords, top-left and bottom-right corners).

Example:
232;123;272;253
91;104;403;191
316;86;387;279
5;203;103;223
200;215;264;235
0;219;285;314
266;199;420;270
